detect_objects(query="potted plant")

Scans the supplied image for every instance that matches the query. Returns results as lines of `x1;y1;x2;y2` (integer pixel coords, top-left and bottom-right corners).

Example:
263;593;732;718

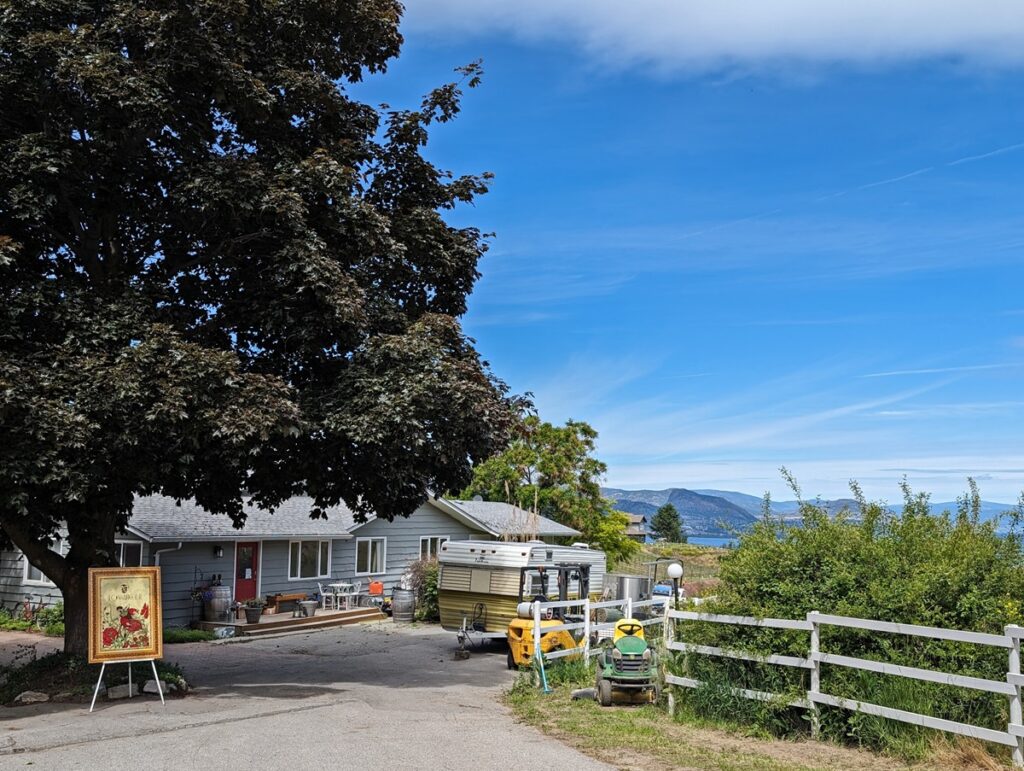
242;598;265;624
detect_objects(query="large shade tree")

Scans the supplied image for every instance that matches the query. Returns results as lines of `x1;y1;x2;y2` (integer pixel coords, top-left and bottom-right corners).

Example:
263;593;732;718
0;0;518;657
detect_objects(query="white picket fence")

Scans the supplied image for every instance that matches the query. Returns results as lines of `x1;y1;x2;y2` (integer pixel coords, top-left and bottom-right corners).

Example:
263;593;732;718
530;596;668;664
665;608;1024;766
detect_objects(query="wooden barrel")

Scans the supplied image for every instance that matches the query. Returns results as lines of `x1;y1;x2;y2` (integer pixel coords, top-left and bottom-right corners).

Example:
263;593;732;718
203;585;233;622
392;588;415;623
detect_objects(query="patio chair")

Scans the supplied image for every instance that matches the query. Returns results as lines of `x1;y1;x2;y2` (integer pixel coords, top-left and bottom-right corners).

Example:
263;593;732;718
317;582;337;611
346;580;364;609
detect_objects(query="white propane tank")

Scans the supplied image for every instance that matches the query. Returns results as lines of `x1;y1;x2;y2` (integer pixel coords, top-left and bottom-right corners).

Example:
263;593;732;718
517;601;534;619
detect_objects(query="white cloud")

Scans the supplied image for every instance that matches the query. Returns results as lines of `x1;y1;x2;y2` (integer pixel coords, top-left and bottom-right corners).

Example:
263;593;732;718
861;363;1021;378
405;1;1024;72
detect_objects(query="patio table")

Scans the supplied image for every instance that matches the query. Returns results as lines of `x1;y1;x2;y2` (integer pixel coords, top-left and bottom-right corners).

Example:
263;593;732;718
328;582;354;610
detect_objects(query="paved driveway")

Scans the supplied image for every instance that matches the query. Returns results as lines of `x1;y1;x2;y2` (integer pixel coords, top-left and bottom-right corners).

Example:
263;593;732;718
0;623;610;771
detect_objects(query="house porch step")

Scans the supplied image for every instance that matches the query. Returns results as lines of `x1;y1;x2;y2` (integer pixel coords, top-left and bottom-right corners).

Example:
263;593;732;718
196;607;387;636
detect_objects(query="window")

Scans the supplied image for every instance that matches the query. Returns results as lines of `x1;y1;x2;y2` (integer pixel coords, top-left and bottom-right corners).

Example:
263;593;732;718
24;540;66;586
355;537;386;575
116;541;143;567
288;540;331;579
419;536;449;559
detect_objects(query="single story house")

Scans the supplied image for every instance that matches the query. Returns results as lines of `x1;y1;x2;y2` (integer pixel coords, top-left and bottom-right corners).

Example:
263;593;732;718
0;496;580;628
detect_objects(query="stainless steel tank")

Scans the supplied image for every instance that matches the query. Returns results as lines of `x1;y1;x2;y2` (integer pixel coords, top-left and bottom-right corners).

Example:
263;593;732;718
606;574;652;602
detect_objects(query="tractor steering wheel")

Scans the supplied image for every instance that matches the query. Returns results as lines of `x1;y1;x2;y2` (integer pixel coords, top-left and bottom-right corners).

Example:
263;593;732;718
618;622;643;636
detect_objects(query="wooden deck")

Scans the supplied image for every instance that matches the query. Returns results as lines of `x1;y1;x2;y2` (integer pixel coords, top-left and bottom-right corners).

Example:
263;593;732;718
197;606;387;637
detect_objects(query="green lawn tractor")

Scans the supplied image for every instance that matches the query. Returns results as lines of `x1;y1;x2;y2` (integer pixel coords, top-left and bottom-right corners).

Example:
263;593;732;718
594;617;660;706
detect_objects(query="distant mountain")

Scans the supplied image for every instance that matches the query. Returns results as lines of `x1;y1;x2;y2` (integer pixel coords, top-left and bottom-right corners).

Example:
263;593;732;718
930;501;1019;522
695;489;860;518
604;487;756;537
609;499;659;518
693;489;765;515
605;486;1021;538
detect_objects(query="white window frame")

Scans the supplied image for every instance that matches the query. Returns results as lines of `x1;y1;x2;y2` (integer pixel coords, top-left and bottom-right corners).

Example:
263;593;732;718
115;539;144;567
419;535;449;560
23;539;67;587
355;537;387;576
287;539;332;581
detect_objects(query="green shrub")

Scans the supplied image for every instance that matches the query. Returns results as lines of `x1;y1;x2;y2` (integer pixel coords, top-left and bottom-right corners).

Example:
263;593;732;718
408;557;440;623
0;651;189;703
0;602;65;634
163;628;216;644
33;602;63;628
672;476;1024;761
42;622;64;637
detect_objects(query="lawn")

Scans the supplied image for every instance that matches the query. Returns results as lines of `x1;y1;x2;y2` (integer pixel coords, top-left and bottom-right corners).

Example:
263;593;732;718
505;666;931;771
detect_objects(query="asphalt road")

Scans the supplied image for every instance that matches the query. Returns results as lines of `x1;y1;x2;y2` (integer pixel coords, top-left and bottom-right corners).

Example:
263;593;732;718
0;623;610;770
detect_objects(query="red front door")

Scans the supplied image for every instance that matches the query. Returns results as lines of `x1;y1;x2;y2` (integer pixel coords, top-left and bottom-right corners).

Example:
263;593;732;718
235;542;259;602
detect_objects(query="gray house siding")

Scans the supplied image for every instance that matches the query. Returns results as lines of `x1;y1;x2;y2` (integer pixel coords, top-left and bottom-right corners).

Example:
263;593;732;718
334;502;490;594
148;542;223;628
0;549;64;611
257;538;349;599
0;536;151;614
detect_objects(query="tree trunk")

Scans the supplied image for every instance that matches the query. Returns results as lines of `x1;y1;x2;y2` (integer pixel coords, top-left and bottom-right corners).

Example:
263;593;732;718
61;567;90;660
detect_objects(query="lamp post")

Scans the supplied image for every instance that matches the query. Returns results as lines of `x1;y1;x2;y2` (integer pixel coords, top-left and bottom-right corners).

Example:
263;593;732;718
666;562;683;611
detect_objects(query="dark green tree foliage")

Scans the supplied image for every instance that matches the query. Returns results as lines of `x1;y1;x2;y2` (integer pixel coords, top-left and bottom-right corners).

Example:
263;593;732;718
462;414;639;564
0;1;517;656
651;502;683;543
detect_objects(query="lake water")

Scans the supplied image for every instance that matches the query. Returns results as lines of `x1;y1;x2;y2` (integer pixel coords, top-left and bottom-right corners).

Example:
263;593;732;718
687;536;737;548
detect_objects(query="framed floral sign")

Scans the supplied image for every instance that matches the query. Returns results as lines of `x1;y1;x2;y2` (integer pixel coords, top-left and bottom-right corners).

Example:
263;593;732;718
88;567;163;663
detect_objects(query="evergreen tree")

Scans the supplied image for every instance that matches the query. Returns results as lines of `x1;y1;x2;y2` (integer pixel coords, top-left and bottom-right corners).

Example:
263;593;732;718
651;503;684;543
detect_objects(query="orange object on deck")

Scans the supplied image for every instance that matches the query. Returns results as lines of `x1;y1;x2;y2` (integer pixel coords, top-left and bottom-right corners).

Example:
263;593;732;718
368;581;385;596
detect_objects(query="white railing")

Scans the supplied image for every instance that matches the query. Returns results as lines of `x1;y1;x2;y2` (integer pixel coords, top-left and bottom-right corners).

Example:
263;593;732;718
665;607;1024;766
530;596;669;665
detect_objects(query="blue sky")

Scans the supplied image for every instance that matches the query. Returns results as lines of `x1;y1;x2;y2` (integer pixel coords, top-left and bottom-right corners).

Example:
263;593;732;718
360;3;1024;504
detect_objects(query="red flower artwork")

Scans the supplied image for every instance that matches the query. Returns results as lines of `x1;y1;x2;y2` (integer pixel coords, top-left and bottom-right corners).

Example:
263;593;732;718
141;603;149;619
102;627;118;646
120;616;142;633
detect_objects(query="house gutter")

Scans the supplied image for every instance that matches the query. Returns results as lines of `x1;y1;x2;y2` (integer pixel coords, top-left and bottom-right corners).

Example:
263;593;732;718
153;542;183;566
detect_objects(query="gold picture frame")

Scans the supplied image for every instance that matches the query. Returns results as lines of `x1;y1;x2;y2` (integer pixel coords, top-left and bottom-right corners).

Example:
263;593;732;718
88;567;163;664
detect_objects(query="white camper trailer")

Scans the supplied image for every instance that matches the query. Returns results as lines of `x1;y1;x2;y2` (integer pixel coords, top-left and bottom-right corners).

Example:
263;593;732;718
437;540;606;638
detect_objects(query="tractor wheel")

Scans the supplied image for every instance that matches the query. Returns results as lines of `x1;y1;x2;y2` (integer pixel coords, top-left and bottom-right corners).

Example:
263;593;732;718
507;650;516;670
651;682;661;703
598;677;613;707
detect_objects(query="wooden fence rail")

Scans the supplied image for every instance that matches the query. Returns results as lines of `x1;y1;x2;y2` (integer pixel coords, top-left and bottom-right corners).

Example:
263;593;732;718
665;608;1024;765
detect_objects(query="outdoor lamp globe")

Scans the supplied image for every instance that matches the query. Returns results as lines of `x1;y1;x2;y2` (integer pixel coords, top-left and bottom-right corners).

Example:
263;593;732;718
666;562;683;580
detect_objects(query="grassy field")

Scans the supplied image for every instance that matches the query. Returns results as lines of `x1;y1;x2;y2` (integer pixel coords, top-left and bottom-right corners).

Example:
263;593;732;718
614;542;725;588
505;662;1002;771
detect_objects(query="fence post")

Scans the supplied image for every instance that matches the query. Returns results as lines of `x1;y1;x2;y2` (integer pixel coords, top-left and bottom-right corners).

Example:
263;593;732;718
664;600;675;717
533;599;542;667
583;598;591;661
626;597;633;619
1007;624;1024;767
808;610;820;740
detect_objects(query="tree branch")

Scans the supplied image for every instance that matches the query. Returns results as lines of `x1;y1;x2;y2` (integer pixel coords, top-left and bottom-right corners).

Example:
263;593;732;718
0;519;67;587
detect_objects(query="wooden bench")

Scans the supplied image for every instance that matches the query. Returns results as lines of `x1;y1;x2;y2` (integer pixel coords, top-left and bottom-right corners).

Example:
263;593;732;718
266;592;307;614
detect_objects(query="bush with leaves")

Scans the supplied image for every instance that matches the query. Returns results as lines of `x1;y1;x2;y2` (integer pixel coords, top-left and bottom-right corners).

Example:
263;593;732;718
407;557;440;623
671;473;1024;760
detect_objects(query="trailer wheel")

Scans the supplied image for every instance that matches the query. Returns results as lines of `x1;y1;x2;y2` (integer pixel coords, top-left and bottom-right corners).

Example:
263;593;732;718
598;678;613;707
